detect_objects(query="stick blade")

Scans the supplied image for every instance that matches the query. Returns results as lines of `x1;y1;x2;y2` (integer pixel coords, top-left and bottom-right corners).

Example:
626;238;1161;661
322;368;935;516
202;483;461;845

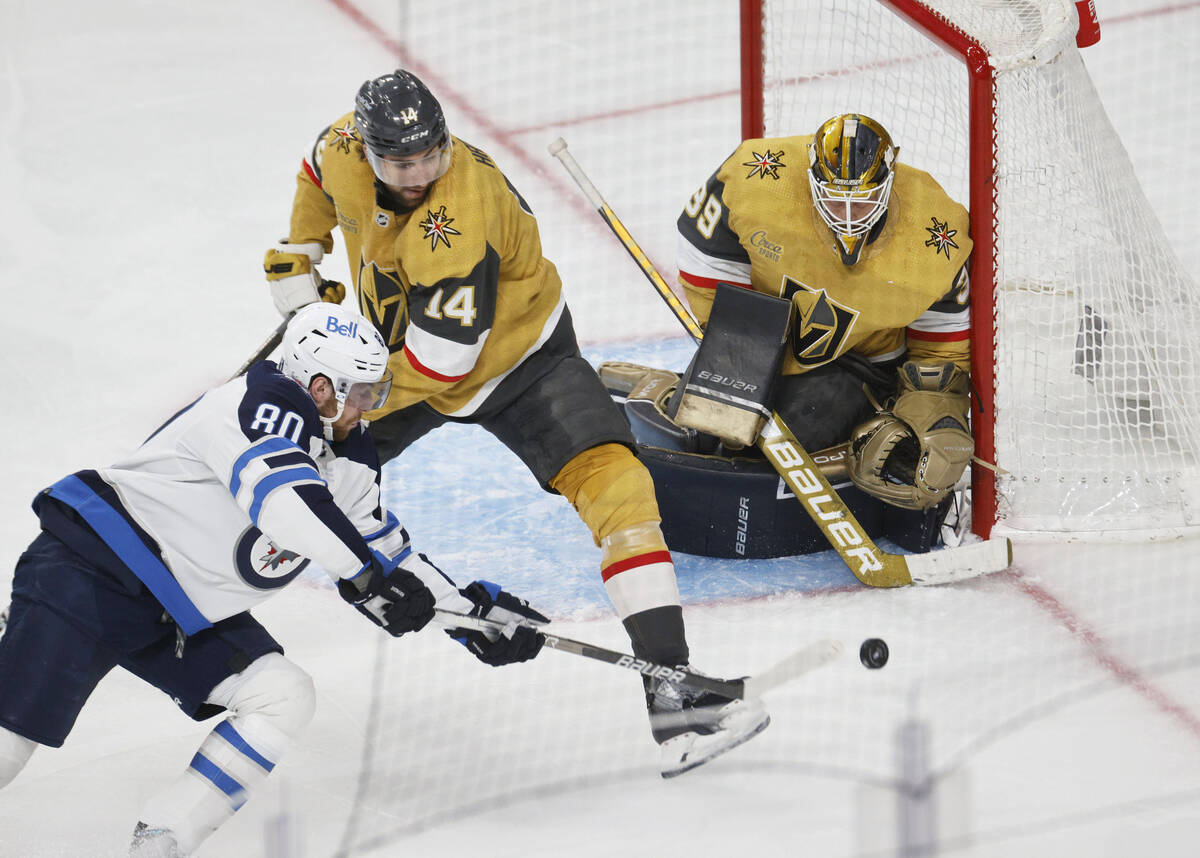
905;536;1013;586
741;638;842;699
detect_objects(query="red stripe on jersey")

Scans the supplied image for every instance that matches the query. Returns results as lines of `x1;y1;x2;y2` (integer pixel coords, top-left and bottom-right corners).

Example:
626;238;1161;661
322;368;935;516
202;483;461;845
601;550;674;582
906;327;970;342
678;271;752;291
301;159;322;189
403;345;469;383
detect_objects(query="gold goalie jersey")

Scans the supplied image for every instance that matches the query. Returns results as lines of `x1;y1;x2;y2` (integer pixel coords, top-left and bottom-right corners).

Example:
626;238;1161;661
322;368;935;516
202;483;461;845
287;113;565;417
676;136;972;375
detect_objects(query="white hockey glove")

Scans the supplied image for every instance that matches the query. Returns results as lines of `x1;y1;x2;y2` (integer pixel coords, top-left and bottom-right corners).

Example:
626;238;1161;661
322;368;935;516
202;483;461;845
445;581;548;666
337;550;436;637
263;240;347;317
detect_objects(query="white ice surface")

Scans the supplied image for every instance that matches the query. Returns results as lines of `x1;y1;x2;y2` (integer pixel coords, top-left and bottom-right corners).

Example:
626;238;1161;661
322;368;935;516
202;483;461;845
1;1;1198;856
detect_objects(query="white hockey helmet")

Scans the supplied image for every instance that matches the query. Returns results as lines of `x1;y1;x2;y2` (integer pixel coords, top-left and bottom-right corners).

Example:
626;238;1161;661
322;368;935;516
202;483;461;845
278;303;392;411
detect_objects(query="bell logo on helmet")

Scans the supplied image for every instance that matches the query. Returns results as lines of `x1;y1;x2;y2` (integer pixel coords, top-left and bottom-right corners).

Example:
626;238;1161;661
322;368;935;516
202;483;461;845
326;316;359;338
280;303;391;409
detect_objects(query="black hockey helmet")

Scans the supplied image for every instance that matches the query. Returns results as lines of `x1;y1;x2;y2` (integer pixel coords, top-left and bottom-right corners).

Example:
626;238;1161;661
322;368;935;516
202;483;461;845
354;70;447;157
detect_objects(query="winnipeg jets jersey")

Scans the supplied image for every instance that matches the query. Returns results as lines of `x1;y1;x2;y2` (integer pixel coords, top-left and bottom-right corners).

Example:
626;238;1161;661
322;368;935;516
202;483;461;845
36;362;411;635
677;136;972;374
287;116;565;418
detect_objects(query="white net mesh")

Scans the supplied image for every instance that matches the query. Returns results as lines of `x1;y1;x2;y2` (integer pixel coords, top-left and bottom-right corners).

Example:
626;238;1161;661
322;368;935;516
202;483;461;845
328;4;1200;855
762;0;1200;534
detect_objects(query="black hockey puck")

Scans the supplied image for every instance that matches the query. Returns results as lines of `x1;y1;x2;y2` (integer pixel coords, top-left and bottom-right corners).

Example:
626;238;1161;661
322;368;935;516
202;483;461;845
860;638;889;669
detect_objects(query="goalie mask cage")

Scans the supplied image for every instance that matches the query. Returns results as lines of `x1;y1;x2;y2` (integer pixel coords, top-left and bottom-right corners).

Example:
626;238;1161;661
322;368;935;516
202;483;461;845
743;0;1200;539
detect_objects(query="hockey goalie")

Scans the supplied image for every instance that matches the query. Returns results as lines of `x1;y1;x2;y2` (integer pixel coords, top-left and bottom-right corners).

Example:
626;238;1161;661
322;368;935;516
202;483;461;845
601;113;976;559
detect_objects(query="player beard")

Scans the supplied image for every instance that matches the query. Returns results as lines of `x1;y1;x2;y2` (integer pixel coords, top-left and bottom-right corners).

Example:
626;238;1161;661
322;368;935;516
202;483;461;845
388;183;430;212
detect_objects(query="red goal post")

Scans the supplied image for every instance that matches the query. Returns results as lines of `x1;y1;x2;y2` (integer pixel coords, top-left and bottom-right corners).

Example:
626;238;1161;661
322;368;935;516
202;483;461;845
739;0;1200;540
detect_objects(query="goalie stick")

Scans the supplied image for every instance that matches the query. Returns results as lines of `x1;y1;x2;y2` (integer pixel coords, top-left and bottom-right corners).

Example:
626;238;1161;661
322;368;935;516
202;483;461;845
547;136;1012;587
435;608;841;700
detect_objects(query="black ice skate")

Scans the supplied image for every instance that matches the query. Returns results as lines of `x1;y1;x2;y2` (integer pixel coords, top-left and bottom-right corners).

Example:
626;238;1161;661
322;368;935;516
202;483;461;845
646;667;770;778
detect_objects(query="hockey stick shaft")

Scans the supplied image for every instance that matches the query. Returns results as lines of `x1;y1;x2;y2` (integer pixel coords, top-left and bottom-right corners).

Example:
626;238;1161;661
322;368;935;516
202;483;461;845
548;137;704;345
548;137;1011;587
435;608;839;699
232;316;289;380
232;282;344;380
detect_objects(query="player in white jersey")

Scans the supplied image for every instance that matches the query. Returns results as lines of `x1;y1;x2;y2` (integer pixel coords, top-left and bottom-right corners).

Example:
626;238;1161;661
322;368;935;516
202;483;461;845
0;304;546;857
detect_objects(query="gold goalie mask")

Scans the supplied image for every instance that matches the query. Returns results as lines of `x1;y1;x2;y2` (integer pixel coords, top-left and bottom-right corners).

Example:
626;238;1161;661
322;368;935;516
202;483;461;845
808;113;898;265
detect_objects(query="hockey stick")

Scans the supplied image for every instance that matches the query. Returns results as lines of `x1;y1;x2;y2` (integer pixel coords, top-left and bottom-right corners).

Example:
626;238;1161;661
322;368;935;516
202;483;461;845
232;315;289;380
548;136;1012;587
435;608;841;699
231;282;346;380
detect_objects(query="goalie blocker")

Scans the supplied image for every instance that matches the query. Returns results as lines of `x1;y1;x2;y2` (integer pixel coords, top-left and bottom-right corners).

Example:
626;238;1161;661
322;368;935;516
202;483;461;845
669;284;790;448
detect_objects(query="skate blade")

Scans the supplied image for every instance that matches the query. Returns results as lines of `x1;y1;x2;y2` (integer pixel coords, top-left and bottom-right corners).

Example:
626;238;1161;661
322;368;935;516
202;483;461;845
659;713;771;779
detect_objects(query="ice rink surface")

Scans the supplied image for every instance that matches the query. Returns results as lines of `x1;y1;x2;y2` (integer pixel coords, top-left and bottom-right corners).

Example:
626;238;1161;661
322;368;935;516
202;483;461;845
1;1;1197;855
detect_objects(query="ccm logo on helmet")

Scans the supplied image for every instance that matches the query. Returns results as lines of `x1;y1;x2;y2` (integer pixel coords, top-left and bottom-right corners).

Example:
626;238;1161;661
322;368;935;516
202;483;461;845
326;316;359;338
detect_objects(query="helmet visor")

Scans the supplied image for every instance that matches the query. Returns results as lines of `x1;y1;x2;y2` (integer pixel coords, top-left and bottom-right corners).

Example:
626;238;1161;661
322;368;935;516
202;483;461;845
339;368;393;411
366;137;452;189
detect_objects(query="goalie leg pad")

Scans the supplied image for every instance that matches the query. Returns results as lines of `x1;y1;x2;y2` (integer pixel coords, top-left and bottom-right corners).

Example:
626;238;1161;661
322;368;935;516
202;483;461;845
672;284;791;446
600;361;735;455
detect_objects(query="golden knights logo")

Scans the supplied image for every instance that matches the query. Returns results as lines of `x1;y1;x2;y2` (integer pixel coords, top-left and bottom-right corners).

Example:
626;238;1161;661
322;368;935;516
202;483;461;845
330;121;360;155
782;276;859;368
924;216;959;259
419;205;462;251
743;149;785;180
358;261;408;353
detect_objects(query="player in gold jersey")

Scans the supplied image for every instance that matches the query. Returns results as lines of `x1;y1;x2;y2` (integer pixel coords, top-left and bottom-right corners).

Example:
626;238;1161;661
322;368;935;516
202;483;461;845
672;113;975;514
601;113;973;557
261;70;769;777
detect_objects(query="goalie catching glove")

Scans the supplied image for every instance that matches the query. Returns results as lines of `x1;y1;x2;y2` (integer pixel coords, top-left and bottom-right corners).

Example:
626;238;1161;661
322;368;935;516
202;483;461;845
445;580;549;667
264;240;346;316
337;550;437;637
848;360;974;510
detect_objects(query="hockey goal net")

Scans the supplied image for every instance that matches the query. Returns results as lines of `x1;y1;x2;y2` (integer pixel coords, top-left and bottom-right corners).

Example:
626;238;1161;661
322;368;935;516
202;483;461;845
319;4;1200;855
747;0;1200;538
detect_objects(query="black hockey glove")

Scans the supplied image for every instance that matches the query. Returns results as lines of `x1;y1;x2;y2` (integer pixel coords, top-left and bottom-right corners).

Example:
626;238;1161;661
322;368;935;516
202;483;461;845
445;580;549;667
338;553;436;637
